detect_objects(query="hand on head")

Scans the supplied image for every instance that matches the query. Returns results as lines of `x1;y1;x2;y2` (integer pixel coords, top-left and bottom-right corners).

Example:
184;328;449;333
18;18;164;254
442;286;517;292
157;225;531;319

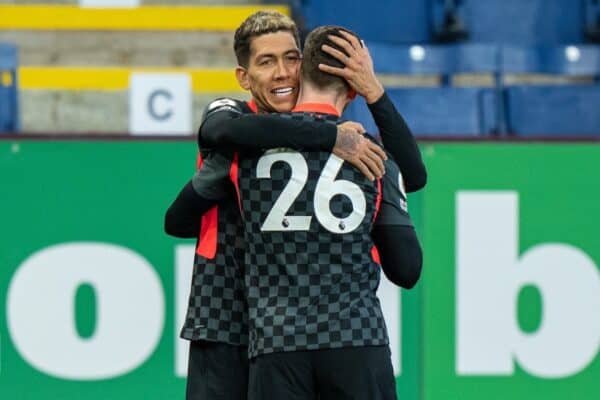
318;30;384;104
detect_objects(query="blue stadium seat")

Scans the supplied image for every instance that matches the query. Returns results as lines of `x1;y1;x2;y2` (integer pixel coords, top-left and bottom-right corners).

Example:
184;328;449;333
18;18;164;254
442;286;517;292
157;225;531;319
501;45;600;76
300;0;431;43
343;87;497;136
499;45;600;135
505;85;600;136
0;43;19;133
368;43;498;77
299;0;586;45
463;0;585;44
431;0;469;42
585;0;600;42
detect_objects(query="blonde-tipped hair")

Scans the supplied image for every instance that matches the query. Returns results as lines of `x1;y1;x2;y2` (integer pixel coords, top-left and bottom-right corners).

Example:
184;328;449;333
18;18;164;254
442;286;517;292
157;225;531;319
234;10;300;67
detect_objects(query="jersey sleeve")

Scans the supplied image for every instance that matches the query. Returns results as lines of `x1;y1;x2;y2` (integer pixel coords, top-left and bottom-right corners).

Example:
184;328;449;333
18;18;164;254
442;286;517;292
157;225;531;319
191;149;235;201
374;157;413;227
198;98;337;152
371;157;422;288
164;180;217;238
367;92;427;193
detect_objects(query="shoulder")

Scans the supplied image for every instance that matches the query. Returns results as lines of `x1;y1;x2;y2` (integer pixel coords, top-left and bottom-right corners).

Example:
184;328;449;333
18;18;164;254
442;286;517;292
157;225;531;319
201;97;249;124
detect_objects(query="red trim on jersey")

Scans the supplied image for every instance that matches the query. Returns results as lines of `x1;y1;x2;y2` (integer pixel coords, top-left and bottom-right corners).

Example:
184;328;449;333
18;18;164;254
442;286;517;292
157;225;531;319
229;152;242;211
374;177;382;221
193;152;219;259
193;97;258;260
196;153;203;169
293;103;340;117
196;206;218;258
247;99;258;113
371;246;381;265
371;178;383;265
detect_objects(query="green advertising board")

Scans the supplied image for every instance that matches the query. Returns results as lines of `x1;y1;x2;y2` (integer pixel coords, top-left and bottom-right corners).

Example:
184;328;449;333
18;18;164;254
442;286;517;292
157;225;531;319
0;140;598;399
420;143;600;400
0;140;198;399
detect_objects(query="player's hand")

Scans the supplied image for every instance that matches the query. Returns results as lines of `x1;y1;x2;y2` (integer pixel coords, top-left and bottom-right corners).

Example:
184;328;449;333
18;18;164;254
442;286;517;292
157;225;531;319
334;122;387;181
318;30;385;104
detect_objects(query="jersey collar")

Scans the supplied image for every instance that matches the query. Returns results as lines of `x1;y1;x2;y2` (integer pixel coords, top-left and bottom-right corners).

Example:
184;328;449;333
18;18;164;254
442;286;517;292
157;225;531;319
247;99;258;114
292;103;340;117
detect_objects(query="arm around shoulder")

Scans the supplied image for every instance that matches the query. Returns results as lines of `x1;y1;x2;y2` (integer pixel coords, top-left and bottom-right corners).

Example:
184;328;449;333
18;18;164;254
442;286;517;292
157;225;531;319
164;180;217;238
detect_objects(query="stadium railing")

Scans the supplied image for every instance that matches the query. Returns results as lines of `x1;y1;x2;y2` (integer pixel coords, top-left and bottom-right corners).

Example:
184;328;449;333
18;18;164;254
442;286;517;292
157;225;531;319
0;43;19;134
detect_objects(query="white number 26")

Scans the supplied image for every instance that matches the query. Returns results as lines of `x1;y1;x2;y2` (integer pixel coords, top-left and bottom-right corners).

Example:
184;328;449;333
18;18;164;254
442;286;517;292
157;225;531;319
256;151;367;234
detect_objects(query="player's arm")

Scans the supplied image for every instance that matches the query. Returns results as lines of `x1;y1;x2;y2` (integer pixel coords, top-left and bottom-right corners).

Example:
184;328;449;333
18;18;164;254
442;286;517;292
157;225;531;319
164;181;216;238
199;99;387;181
366;93;427;192
199;98;336;152
318;30;428;192
371;157;423;289
164;151;233;238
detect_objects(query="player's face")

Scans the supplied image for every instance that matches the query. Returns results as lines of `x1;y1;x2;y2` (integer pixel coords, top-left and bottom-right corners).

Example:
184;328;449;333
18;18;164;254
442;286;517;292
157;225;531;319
235;31;301;113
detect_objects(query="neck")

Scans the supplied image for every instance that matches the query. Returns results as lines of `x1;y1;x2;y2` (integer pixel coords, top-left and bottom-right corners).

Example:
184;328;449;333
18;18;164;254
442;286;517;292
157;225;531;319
296;81;348;115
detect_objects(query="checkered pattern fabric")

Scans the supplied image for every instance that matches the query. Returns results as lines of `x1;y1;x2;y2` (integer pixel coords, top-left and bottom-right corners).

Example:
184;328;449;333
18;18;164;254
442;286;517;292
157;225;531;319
179;98;253;346
180;195;248;346
235;112;390;358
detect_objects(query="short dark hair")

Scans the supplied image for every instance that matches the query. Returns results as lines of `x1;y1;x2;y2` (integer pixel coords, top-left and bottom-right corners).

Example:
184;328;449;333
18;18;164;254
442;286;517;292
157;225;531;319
233;11;300;68
301;25;361;93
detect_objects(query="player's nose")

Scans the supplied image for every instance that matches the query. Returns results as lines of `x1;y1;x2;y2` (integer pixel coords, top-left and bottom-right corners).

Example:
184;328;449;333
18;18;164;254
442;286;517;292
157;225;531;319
273;59;291;80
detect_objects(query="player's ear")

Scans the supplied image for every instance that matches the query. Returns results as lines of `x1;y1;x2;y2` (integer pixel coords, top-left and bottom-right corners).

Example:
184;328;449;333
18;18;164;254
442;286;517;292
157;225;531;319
235;66;251;91
347;89;357;100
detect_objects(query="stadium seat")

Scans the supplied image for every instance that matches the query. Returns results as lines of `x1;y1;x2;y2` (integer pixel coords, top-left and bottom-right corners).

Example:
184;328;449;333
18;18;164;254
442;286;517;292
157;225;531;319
368;43;498;79
0;43;19;133
431;0;469;42
501;45;600;76
343;87;497;136
300;0;432;43
462;0;585;44
350;43;502;135
505;85;600;136
585;0;600;42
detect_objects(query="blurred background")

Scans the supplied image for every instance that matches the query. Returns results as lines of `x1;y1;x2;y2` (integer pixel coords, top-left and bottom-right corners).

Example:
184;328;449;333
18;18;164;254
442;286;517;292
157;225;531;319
0;1;599;399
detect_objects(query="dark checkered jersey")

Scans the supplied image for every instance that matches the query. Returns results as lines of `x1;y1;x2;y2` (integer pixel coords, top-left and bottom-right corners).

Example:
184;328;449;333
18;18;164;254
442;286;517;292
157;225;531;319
179;98;259;346
229;106;402;358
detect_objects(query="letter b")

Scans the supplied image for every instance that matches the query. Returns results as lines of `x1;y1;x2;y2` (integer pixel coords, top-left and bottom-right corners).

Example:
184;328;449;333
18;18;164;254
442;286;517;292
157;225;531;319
456;191;600;378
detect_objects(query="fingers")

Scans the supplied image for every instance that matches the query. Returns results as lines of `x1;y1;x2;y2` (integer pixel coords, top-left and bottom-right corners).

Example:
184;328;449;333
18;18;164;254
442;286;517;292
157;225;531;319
360;153;384;179
321;44;351;65
367;140;388;161
354;160;376;181
333;131;386;180
361;145;385;178
318;62;346;77
355;136;386;179
327;34;358;57
336;30;363;51
339;121;366;134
